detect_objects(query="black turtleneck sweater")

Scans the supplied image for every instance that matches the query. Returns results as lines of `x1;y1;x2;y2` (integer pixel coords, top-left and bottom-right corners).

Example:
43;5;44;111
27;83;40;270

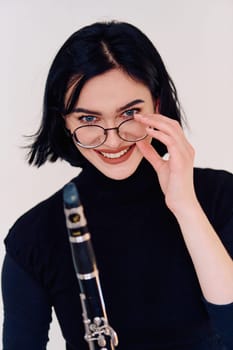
2;160;233;349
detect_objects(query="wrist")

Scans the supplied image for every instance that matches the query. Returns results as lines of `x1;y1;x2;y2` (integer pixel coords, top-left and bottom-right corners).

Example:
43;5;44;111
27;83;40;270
167;195;202;220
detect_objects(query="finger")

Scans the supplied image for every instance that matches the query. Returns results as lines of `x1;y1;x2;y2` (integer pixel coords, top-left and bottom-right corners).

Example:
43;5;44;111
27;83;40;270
136;140;165;172
135;114;194;165
135;114;183;139
144;120;194;158
145;127;195;170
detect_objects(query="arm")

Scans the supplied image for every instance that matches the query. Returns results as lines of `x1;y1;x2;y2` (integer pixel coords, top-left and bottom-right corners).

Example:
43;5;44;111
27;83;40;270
1;254;52;350
135;113;233;305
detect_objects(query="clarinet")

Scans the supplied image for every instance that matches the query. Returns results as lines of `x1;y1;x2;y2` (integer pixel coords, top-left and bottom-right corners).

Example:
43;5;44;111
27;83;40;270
63;182;119;350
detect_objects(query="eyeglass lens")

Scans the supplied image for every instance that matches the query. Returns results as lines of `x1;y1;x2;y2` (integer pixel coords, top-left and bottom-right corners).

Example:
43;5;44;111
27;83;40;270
73;118;147;148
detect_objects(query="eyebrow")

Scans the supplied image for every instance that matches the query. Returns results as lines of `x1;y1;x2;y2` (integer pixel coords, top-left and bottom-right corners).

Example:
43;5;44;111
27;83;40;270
71;99;145;115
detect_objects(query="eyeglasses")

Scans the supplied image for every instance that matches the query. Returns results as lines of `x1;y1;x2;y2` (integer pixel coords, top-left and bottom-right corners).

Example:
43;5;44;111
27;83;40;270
71;118;148;149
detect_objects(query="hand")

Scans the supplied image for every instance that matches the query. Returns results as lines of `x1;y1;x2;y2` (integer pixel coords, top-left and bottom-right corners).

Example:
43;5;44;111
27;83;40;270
135;115;233;305
135;114;197;214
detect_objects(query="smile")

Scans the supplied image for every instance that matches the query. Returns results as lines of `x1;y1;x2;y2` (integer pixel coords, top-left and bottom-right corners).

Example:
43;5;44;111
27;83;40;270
94;145;135;164
100;147;131;159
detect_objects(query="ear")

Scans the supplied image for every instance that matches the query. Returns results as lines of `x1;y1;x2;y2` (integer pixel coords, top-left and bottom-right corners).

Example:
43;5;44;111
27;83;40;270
154;98;160;113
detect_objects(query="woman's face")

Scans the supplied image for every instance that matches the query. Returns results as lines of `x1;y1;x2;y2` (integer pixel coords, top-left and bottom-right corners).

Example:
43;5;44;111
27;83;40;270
65;69;155;180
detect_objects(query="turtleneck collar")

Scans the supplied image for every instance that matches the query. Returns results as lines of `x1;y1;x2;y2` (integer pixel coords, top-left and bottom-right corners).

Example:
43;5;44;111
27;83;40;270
74;158;164;203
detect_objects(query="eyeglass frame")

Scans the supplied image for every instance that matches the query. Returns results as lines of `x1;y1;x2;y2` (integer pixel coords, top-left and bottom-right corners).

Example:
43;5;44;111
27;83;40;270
70;118;148;149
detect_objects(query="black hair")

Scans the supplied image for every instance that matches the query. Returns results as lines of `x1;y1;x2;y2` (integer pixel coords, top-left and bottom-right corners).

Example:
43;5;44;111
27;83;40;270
28;20;183;167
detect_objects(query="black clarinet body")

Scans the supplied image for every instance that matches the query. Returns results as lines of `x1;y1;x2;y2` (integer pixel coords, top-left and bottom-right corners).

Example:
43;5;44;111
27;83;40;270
63;182;118;350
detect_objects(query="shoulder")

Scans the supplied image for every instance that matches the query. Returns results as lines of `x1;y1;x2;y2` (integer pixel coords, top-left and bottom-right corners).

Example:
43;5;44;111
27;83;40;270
4;176;80;287
194;167;233;190
5;173;84;244
5;188;64;248
194;167;233;231
194;167;233;206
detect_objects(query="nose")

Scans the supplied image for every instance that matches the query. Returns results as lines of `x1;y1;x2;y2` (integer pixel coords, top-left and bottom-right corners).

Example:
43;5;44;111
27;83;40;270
104;128;123;148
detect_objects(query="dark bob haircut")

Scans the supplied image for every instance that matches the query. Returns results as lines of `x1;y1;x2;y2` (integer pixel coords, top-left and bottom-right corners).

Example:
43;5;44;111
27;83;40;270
28;20;183;167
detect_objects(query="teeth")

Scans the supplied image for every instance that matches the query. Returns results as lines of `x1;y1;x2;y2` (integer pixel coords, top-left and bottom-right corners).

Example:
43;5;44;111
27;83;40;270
100;147;130;159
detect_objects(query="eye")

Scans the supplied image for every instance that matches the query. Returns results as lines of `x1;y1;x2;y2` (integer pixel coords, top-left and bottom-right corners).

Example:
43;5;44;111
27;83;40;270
78;115;98;124
122;108;140;118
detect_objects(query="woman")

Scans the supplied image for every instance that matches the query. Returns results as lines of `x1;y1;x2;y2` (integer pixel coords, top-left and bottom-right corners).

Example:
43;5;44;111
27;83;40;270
2;21;233;350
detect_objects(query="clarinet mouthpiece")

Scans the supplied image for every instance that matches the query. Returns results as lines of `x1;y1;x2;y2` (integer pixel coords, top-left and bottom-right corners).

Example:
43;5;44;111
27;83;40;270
63;182;80;208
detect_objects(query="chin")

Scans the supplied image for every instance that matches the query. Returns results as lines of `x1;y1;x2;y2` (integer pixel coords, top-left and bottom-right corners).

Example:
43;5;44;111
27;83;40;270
103;169;137;180
95;158;143;180
78;143;144;180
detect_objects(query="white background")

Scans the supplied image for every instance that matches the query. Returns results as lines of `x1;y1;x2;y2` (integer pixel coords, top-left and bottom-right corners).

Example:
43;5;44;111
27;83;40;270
1;0;233;348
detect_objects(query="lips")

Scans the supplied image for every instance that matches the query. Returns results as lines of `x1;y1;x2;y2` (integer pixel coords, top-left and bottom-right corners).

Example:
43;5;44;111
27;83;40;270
95;145;135;164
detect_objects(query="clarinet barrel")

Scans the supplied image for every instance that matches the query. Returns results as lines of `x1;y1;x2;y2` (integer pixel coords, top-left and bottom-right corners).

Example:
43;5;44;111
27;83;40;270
63;182;118;350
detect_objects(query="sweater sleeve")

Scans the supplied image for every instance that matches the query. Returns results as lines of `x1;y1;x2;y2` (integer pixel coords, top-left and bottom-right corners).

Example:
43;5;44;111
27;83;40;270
1;254;52;350
194;169;233;347
204;299;233;348
204;213;233;348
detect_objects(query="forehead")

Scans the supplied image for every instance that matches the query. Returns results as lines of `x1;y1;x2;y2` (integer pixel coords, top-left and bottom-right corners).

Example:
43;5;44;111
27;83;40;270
76;69;153;109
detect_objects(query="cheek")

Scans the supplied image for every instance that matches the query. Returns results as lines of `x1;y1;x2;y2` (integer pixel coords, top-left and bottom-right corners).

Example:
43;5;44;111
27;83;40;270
75;145;95;163
76;145;86;156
